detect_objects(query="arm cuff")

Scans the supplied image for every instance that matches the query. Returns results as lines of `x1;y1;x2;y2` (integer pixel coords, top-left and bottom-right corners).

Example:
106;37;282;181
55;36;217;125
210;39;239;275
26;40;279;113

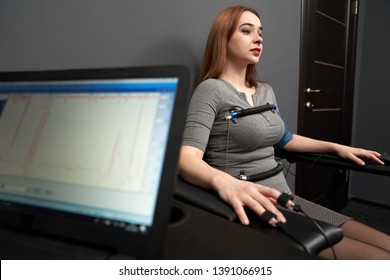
274;113;293;149
274;128;292;149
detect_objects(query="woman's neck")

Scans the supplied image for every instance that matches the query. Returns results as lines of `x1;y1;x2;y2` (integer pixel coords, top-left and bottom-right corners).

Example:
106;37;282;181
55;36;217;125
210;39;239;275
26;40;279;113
220;64;250;91
220;64;256;106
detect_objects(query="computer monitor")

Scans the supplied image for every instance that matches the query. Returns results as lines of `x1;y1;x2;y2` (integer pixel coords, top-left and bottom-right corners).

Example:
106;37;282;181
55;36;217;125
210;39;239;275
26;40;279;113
0;65;192;259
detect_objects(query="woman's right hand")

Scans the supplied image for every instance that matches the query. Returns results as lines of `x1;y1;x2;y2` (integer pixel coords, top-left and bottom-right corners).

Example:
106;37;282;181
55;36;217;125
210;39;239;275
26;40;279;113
213;175;288;226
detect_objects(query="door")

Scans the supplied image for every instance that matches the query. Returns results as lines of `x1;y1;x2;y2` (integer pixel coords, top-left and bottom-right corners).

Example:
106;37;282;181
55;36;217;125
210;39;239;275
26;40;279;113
295;0;359;210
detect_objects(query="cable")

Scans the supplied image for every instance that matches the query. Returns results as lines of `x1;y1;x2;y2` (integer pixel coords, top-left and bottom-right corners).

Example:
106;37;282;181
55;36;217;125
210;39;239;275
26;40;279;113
304;152;329;173
279;155;339;258
292;204;337;260
277;193;338;259
277;152;328;179
259;210;311;254
278;156;338;258
280;161;296;179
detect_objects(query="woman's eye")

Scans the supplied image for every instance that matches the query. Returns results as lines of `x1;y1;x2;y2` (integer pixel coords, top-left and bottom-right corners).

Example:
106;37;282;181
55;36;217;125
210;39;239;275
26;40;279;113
242;29;251;34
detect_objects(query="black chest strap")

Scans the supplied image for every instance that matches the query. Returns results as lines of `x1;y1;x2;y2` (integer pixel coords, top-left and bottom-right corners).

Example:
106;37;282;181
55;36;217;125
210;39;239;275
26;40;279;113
237;162;283;182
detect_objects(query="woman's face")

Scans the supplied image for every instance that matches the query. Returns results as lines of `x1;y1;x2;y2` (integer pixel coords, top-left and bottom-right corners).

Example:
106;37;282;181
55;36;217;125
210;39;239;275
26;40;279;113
227;11;263;67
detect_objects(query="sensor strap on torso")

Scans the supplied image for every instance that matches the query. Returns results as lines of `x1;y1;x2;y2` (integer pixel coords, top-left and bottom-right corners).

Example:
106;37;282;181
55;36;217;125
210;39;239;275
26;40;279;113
237;162;283;182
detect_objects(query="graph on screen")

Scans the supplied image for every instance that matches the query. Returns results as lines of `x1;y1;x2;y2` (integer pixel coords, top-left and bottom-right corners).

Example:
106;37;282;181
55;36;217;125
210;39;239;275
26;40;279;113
0;92;170;194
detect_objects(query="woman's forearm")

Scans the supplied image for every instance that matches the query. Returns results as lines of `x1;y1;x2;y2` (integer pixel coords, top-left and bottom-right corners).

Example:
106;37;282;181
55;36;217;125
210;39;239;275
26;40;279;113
178;146;232;194
282;134;383;166
282;134;340;153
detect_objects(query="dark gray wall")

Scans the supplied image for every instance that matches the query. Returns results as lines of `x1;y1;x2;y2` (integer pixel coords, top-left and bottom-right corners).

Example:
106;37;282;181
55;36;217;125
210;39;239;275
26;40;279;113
351;0;390;205
0;0;301;189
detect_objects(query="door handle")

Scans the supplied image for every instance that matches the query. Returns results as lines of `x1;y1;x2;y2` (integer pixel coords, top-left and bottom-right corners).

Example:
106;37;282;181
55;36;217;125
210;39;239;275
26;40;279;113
305;101;315;110
304;87;323;94
305;101;343;112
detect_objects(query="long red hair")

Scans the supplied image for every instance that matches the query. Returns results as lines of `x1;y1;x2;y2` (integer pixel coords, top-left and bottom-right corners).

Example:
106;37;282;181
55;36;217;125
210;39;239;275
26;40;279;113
198;5;261;87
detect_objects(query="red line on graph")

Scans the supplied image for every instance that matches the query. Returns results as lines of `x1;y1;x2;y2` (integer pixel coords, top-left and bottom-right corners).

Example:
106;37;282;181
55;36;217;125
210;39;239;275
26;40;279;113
107;129;121;177
128;99;145;179
9;95;31;150
22;96;52;177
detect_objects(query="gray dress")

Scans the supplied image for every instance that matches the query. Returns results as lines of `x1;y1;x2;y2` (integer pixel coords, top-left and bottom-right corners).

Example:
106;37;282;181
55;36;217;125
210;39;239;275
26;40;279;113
182;78;350;226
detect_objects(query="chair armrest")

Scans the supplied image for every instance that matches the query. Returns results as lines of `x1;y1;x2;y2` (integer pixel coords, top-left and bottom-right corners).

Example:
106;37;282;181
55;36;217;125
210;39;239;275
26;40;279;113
275;149;390;176
174;177;237;222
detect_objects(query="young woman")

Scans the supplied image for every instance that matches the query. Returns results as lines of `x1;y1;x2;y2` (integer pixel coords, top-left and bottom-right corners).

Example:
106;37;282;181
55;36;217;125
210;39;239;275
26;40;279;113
178;5;390;259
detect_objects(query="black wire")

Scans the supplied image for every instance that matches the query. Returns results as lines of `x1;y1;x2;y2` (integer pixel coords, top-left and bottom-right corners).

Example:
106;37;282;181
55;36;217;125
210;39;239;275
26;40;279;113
277;155;339;259
281;161;296;178
277;153;329;179
293;204;338;260
305;153;328;172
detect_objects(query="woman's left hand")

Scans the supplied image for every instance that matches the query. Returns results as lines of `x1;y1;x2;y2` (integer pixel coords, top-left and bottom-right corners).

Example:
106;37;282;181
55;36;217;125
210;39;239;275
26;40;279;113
335;145;384;166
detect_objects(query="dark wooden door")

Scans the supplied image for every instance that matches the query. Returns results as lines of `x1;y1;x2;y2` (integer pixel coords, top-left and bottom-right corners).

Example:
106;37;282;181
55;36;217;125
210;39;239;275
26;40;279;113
295;0;359;210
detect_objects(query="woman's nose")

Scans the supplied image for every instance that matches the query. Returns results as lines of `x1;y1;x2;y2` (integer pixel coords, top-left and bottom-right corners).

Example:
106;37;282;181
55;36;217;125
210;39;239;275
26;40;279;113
254;34;263;44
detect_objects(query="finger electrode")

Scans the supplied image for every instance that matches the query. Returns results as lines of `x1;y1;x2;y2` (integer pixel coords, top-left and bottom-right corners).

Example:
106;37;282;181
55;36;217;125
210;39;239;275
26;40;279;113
277;193;294;208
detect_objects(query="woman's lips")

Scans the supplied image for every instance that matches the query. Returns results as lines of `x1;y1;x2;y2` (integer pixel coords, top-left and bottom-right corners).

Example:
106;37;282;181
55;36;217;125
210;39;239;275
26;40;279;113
251;48;261;55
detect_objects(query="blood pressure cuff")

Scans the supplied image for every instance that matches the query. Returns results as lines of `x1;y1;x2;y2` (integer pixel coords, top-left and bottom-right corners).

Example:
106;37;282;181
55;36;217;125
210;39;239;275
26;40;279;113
274;113;293;149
